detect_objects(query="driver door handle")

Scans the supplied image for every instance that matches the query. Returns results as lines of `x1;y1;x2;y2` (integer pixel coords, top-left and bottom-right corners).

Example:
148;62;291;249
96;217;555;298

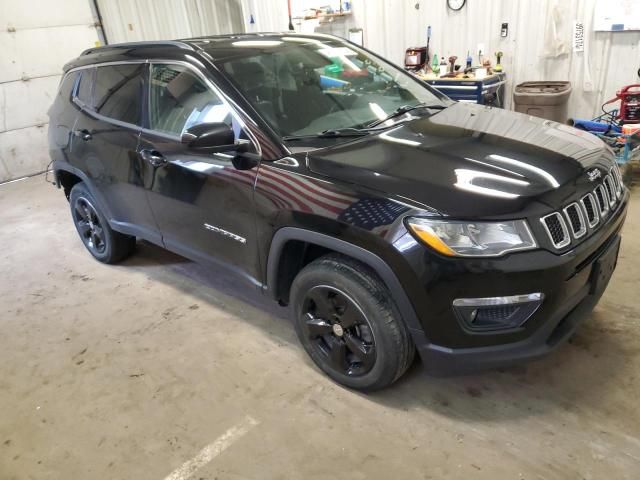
73;129;92;141
139;149;167;167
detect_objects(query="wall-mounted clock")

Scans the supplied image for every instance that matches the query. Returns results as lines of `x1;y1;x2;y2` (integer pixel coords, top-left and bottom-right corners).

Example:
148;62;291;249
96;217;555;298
447;0;466;11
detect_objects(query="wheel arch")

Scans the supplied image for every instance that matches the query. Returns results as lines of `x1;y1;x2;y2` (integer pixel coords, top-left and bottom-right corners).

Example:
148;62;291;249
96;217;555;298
266;227;427;339
53;163;114;219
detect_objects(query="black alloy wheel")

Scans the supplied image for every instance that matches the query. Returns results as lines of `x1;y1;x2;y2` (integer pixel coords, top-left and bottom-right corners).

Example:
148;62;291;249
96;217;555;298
291;255;415;391
68;182;135;264
73;197;107;255
301;285;377;377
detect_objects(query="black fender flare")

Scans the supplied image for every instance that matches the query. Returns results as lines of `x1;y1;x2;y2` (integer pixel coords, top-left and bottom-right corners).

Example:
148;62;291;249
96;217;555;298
53;162;115;223
266;227;428;343
53;161;163;244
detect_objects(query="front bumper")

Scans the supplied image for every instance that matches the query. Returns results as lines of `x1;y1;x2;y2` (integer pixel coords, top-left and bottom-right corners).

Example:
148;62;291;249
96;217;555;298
404;192;629;375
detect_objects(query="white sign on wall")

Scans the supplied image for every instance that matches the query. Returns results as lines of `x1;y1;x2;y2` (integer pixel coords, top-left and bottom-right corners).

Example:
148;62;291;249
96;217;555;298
573;21;585;52
594;0;640;31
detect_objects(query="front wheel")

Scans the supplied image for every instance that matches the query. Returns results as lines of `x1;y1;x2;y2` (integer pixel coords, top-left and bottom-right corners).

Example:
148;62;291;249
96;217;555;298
290;254;415;391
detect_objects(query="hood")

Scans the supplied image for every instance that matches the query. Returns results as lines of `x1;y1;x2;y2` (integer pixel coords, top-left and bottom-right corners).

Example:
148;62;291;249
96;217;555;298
306;103;614;218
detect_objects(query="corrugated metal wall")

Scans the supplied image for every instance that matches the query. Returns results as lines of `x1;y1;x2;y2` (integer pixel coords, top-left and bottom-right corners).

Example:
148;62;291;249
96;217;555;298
96;0;245;42
0;0;99;182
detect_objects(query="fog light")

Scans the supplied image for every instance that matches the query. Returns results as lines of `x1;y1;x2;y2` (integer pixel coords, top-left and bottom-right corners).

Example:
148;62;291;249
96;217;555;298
452;293;544;332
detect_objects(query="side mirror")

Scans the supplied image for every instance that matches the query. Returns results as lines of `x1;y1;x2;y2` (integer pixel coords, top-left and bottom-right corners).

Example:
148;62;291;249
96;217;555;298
181;122;236;152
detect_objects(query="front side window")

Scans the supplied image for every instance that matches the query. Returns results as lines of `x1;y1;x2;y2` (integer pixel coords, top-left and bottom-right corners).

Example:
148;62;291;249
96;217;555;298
148;64;236;137
218;37;447;137
93;64;144;125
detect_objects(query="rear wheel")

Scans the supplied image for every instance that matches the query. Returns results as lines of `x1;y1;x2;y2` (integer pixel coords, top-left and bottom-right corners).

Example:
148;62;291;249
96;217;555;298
290;254;415;391
69;182;135;264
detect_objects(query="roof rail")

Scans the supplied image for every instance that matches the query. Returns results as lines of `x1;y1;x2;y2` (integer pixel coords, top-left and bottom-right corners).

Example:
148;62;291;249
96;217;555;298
81;40;194;56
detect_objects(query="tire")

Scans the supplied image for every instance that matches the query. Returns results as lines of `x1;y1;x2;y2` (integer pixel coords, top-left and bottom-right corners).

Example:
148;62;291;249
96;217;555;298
69;182;135;264
290;254;415;391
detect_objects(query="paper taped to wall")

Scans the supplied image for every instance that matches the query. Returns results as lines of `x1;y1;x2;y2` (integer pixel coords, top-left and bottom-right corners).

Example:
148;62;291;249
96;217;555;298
594;0;640;31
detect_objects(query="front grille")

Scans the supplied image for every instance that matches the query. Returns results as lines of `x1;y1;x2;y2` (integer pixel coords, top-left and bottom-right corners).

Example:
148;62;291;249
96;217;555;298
541;212;570;248
540;167;624;250
474;305;519;323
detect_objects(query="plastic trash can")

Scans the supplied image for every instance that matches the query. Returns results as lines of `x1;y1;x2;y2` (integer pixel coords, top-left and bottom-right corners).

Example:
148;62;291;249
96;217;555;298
513;81;572;123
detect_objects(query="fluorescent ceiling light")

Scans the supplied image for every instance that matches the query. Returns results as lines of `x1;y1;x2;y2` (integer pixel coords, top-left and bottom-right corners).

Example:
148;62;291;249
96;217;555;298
232;40;282;47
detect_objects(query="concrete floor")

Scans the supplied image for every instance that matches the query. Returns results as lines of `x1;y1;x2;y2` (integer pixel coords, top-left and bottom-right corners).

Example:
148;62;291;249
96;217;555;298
1;175;640;480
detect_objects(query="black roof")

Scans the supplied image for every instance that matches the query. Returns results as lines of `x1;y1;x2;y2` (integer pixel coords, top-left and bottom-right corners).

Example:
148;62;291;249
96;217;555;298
68;32;342;71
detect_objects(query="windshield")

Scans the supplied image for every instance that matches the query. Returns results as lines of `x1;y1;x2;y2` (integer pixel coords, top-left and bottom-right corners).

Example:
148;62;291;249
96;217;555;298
217;36;448;138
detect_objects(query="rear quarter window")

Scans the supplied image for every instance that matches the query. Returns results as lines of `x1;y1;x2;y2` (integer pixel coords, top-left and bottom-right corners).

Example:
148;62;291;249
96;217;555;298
75;68;94;106
93;64;144;126
58;72;78;101
48;71;79;118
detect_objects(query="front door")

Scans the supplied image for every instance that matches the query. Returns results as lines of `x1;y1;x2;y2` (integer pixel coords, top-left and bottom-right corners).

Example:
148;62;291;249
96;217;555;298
138;62;261;283
71;63;161;244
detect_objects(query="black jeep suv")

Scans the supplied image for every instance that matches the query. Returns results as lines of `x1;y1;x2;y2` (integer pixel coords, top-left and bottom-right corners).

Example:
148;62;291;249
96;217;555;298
49;33;628;390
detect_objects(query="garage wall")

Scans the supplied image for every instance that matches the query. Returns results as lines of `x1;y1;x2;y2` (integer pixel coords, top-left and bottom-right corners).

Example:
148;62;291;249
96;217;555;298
0;0;100;183
351;0;640;120
244;0;640;121
96;0;245;43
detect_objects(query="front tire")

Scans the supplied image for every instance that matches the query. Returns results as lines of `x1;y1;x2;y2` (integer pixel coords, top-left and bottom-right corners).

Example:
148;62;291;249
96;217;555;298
290;254;415;391
69;182;135;264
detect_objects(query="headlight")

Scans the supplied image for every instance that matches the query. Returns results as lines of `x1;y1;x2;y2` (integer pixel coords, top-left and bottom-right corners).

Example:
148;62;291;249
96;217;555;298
405;217;537;257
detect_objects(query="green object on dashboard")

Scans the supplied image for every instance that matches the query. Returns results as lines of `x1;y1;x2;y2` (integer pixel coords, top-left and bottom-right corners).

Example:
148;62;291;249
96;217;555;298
324;62;343;77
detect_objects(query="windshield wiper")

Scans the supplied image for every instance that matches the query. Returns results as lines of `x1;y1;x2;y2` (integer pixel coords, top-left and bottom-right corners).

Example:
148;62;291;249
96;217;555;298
283;127;375;142
366;103;447;128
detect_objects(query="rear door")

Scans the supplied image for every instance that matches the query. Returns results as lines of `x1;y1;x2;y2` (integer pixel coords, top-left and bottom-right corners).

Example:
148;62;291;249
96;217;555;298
138;62;262;282
70;63;161;244
48;71;81;167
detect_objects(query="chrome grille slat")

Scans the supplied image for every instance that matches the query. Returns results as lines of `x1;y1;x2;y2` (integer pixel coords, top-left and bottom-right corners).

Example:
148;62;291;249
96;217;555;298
580;193;599;228
563;203;586;239
540;212;570;248
609;167;620;196
610;166;624;198
604;175;616;207
594;184;609;217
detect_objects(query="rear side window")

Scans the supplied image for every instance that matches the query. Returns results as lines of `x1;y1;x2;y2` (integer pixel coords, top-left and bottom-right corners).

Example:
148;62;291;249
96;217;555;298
93;64;144;125
75;68;94;106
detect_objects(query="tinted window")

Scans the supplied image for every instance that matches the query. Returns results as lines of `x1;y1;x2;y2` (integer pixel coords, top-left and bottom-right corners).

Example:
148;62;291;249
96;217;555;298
58;72;78;101
148;64;233;136
219;38;446;137
94;64;144;125
76;68;94;105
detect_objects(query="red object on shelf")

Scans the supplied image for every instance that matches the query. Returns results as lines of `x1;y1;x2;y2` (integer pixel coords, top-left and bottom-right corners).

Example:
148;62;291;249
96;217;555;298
604;84;640;124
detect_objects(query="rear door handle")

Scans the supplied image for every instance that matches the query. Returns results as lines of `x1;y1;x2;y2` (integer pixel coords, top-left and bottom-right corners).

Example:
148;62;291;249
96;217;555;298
73;129;92;141
139;149;167;167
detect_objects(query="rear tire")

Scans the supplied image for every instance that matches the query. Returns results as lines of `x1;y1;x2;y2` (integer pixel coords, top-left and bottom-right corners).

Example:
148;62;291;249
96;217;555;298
69;182;135;264
290;254;415;391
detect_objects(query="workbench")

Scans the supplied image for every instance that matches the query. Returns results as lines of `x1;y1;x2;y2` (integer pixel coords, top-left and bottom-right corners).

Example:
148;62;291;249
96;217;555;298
418;73;507;107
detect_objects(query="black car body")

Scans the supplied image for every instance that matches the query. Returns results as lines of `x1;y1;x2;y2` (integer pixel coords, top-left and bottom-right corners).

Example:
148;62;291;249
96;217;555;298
49;33;628;390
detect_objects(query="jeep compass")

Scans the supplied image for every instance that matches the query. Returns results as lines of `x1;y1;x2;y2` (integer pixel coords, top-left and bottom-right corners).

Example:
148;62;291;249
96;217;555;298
48;33;628;390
